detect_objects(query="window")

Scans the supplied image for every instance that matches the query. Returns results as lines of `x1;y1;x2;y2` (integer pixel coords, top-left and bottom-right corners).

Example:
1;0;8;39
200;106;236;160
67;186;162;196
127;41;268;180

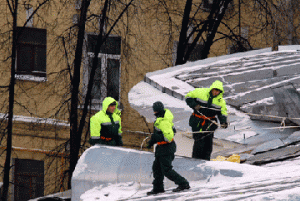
16;27;47;79
14;159;44;201
172;41;205;65
84;34;121;105
228;27;251;54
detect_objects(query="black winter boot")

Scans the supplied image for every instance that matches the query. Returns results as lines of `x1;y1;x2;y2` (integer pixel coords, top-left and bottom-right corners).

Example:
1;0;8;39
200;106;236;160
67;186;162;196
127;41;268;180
172;183;190;192
147;189;165;195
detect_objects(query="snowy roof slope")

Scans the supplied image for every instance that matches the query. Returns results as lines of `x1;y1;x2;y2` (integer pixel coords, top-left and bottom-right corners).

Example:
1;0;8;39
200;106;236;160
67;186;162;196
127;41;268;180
75;46;300;201
72;145;265;201
145;46;300;110
79;147;300;201
130;45;300;144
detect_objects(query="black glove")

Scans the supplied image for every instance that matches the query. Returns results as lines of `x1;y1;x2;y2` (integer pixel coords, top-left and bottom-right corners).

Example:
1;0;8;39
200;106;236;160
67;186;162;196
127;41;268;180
220;123;228;129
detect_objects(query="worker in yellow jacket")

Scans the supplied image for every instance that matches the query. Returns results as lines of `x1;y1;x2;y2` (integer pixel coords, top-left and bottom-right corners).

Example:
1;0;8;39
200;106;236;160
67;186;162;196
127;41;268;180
185;80;228;160
89;97;123;146
147;101;190;195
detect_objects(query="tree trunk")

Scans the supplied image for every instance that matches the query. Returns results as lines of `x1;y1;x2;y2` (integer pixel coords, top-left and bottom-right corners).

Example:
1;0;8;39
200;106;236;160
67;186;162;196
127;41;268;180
1;0;18;200
77;0;109;139
201;0;232;59
176;0;232;65
69;0;90;188
68;0;134;187
175;0;193;66
77;0;135;140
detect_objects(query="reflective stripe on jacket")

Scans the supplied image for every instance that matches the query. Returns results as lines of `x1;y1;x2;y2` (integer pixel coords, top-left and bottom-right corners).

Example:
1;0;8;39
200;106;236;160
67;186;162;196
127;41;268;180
185;80;228;117
154;109;175;142
185;80;228;132
90;97;122;140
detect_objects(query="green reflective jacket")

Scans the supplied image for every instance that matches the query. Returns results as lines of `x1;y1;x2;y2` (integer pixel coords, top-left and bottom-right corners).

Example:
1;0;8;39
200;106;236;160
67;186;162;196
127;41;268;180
185;80;228;132
89;97;122;146
148;109;176;156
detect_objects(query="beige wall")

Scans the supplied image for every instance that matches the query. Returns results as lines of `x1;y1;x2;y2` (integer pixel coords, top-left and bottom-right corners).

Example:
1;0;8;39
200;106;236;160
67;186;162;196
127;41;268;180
0;120;70;200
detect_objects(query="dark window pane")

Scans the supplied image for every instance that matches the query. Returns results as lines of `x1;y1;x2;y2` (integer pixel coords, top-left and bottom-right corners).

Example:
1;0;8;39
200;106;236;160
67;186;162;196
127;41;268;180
107;59;120;100
87;34;97;52
15;175;31;201
16;27;47;76
17;44;33;72
87;34;121;55
34;46;46;72
102;36;121;55
89;57;102;100
31;176;44;198
14;159;44;176
174;41;204;62
14;159;44;201
189;43;204;61
17;27;46;45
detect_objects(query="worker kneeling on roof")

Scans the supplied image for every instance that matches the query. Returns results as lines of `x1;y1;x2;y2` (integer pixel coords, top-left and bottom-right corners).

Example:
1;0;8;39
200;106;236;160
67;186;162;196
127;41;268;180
185;80;228;160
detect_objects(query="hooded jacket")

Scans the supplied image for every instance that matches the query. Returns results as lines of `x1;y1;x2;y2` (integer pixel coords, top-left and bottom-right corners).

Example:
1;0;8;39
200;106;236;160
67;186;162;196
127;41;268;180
185;80;228;132
148;109;176;156
89;97;122;146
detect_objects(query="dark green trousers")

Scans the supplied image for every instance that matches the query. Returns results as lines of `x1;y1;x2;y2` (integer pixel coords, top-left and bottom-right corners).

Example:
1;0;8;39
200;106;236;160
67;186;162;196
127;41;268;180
152;154;188;190
89;136;123;146
192;132;214;160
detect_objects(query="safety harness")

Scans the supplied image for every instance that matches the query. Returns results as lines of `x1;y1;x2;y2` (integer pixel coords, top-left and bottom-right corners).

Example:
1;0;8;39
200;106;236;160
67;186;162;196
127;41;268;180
193;113;215;126
100;136;112;141
157;138;174;146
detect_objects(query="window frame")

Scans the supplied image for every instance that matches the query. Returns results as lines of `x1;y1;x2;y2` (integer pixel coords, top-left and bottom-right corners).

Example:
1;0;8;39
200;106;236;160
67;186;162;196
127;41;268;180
13;158;44;201
15;27;47;82
82;33;121;110
172;40;205;66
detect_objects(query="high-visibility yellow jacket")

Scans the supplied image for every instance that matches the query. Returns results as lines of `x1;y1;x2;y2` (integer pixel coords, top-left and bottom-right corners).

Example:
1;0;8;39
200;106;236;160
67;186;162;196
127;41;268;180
185;80;228;132
89;97;122;146
148;109;176;156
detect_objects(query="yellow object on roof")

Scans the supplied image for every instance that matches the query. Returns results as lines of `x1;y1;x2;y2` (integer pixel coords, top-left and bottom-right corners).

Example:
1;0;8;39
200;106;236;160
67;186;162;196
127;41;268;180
211;154;240;163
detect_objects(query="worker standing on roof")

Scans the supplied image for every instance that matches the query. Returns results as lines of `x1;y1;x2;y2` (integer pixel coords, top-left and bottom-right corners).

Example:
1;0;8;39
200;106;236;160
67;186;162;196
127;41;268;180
89;97;123;146
147;101;190;195
185;80;228;160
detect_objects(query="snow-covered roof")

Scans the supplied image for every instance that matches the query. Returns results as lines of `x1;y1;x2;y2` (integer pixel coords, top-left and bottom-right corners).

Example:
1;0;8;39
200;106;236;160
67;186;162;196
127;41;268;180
76;45;300;200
